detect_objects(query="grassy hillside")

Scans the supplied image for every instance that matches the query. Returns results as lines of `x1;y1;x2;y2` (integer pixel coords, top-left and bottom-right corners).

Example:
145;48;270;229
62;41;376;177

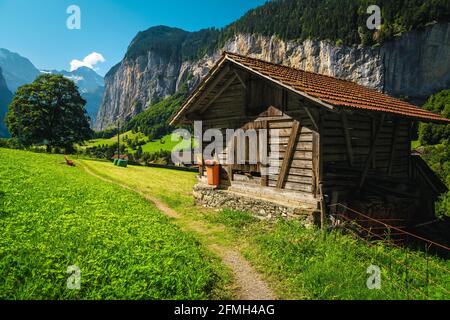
123;88;187;140
83;131;193;155
0;149;225;299
83;160;450;300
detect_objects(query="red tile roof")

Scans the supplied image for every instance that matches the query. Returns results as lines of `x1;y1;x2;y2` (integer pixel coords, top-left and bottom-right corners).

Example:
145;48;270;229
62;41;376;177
171;52;450;124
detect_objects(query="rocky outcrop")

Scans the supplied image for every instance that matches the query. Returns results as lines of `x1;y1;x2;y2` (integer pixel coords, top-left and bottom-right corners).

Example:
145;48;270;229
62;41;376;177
381;22;450;100
96;51;184;129
0;68;13;137
96;23;450;130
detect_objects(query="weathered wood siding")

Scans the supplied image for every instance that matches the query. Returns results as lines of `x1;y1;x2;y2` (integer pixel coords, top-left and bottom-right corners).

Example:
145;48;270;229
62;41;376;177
266;94;318;194
321;112;411;192
195;64;412;199
200;73;318;195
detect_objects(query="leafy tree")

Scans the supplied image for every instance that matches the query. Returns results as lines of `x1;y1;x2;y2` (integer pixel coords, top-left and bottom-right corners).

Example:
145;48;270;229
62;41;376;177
6;74;92;152
419;89;450;145
93;126;120;139
136;145;143;158
436;192;450;218
421;123;450;218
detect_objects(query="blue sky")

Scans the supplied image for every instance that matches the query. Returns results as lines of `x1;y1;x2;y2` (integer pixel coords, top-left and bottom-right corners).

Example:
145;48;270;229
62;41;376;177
0;0;266;76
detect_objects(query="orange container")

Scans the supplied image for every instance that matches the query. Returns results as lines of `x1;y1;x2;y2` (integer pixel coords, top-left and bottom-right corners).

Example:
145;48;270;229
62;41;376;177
205;161;220;186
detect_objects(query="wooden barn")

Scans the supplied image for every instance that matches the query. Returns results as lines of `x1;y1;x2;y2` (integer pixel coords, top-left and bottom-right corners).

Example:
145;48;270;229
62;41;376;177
171;52;449;224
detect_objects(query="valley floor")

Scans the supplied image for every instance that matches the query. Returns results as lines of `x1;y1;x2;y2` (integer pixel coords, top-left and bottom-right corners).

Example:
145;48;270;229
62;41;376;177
1;149;449;300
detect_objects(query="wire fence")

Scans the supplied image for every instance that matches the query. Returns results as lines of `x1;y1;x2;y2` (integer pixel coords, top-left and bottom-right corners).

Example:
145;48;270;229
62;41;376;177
328;203;450;300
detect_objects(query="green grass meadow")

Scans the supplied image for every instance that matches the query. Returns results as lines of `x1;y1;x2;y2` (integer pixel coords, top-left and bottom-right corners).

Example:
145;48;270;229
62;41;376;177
82;131;193;154
81;160;450;300
0;148;225;299
1;149;449;300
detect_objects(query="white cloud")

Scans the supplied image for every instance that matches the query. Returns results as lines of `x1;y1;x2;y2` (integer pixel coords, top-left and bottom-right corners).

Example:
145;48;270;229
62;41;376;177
70;52;105;71
64;75;84;83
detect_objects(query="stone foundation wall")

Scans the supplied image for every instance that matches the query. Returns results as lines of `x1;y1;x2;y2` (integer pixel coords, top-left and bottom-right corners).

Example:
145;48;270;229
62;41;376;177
193;184;317;222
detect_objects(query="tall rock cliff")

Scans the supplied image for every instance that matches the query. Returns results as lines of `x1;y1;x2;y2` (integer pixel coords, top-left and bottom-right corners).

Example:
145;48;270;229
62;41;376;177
96;22;450;130
0;67;13;137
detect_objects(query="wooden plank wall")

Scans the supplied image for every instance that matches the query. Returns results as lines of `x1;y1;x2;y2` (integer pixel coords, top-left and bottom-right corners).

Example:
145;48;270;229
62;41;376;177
201;78;247;126
189;66;413;201
199;75;318;195
266;94;318;193
321;112;411;192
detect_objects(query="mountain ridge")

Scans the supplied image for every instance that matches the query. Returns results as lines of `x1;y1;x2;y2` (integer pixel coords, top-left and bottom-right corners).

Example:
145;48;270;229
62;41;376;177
0;48;104;128
0;48;40;92
96;23;450;130
95;0;450;130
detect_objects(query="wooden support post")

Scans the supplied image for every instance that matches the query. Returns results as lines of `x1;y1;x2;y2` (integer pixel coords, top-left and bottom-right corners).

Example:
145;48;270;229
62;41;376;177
281;90;288;112
319;183;326;230
277;120;301;189
318;112;324;192
260;120;269;187
312;130;320;196
388;119;399;176
196;154;204;177
341;112;354;167
359;114;385;188
225;165;234;183
305;106;319;131
371;118;376;169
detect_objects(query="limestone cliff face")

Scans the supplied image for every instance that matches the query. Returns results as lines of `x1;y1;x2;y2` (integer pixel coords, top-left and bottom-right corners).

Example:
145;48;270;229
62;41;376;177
96;23;450;130
96;51;183;129
381;22;450;100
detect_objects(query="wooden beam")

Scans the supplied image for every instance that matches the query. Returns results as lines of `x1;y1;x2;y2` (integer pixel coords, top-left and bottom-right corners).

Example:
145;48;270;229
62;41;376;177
359;114;385;188
318;112;324;192
304;106;319;131
312;129;320;196
259;120;269;187
170;57;228;125
341;112;354;167
319;183;326;230
233;69;246;89
193;65;230;111
276;120;301;189
225;165;234;183
371;118;376;169
199;74;237;113
388;119;399;176
228;58;337;111
184;111;204;121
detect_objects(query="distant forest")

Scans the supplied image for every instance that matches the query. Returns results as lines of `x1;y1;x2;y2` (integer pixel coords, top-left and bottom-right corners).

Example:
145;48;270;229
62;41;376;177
122;0;450;65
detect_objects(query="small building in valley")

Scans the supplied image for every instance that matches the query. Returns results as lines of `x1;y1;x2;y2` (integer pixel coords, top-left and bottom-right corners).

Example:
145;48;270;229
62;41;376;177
171;52;449;225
